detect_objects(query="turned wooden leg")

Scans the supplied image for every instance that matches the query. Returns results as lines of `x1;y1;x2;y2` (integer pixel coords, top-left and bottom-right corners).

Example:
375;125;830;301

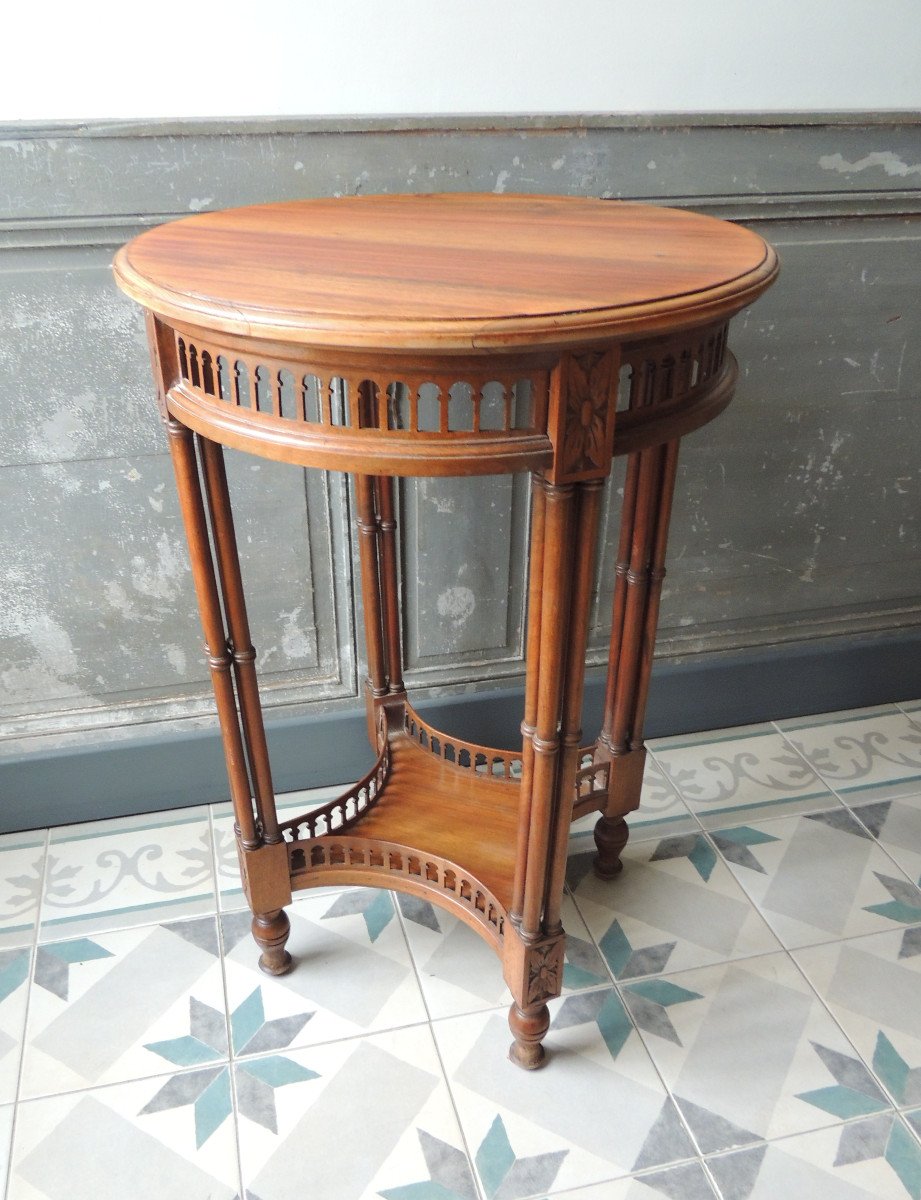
594;813;629;879
508;1001;551;1070
595;408;681;874
355;473;391;746
253;908;293;976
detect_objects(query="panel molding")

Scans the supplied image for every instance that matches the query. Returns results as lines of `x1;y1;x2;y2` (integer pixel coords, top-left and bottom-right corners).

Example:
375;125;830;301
2;113;919;750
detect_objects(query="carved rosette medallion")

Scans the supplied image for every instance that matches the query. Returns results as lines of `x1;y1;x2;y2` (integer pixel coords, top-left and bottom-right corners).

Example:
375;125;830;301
548;347;619;483
525;938;565;1005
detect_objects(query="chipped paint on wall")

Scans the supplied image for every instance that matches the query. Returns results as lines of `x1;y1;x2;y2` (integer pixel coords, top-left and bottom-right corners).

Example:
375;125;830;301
819;151;921;179
1;118;920;738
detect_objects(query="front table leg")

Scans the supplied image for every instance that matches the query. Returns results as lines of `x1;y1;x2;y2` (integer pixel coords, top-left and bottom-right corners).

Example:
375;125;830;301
167;420;293;975
507;477;603;1067
594;438;680;877
252;909;293;975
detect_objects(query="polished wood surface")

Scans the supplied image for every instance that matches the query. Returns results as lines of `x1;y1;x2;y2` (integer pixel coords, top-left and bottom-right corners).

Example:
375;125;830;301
116;194;778;1069
114;194;776;349
330;733;520;909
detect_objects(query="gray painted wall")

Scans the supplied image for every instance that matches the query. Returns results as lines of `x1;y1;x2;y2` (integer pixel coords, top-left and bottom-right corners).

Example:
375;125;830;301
1;116;919;757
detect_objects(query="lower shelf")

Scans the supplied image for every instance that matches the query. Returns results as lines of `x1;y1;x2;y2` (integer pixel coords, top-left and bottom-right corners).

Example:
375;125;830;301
286;732;520;943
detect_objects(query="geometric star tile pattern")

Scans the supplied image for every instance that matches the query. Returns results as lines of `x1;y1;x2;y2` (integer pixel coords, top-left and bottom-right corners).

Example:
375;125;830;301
568;831;781;981
795;928;921;1109
707;1112;921;1198
709;811;921;948
397;890;609;1019
1;698;920;1199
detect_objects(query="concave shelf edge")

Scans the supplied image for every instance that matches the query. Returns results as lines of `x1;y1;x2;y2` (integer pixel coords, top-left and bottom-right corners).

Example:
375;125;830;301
287;833;508;949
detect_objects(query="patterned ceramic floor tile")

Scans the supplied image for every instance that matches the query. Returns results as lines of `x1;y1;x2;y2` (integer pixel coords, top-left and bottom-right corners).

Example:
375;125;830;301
794;929;921;1110
41;809;218;940
236;1023;475;1200
0;830;46;949
905;1106;921;1142
626;953;893;1155
0;946;31;1104
777;707;921;795
211;788;346;912
9;1072;241;1199
221;889;427;1054
707;1113;921;1199
434;989;698;1196
20;916;227;1099
569;758;700;851
399;890;609;1020
846;781;921;884
708;810;921;949
0;1103;12;1197
648;725;838;827
547;1161;719;1198
566;832;781;983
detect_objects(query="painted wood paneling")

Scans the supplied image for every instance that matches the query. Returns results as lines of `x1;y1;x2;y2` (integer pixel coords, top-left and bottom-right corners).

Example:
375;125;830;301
1;116;918;745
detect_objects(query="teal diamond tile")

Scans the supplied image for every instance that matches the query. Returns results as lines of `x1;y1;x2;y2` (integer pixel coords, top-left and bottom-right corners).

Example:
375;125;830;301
237;1026;468;1200
710;812;921;948
222;891;426;1050
434;1001;696;1192
569;829;779;981
795;929;921;1109
709;1112;920;1198
21;918;226;1098
399;889;606;1020
11;1075;240;1197
626;953;879;1149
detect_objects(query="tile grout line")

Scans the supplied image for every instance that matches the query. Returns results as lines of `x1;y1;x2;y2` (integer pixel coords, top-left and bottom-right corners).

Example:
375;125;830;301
6;1057;238;1107
645;746;710;838
700;1153;727;1200
655;766;921;1132
563;807;913;1164
785;931;921;1116
699;1108;917;1192
567;804;786;985
562;873;707;1167
835;800;921;893
772;717;921;810
34;811;221;946
648;741;832;832
5;826;51;1199
5;707;919;1194
210;808;248;1200
772;719;921;891
391;893;488;1200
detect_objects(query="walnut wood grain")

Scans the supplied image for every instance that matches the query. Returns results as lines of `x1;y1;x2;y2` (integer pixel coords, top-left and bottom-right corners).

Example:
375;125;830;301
114;194;776;351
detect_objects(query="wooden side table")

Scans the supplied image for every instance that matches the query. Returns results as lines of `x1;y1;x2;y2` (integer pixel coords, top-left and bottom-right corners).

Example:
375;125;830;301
114;194;777;1068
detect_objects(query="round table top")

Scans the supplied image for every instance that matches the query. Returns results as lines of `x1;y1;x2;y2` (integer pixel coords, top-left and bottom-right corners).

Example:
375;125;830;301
114;194;777;351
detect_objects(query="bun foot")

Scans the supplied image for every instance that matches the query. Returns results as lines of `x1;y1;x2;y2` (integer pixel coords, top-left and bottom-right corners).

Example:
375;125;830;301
508;1002;550;1070
253;908;294;976
593;814;629;880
